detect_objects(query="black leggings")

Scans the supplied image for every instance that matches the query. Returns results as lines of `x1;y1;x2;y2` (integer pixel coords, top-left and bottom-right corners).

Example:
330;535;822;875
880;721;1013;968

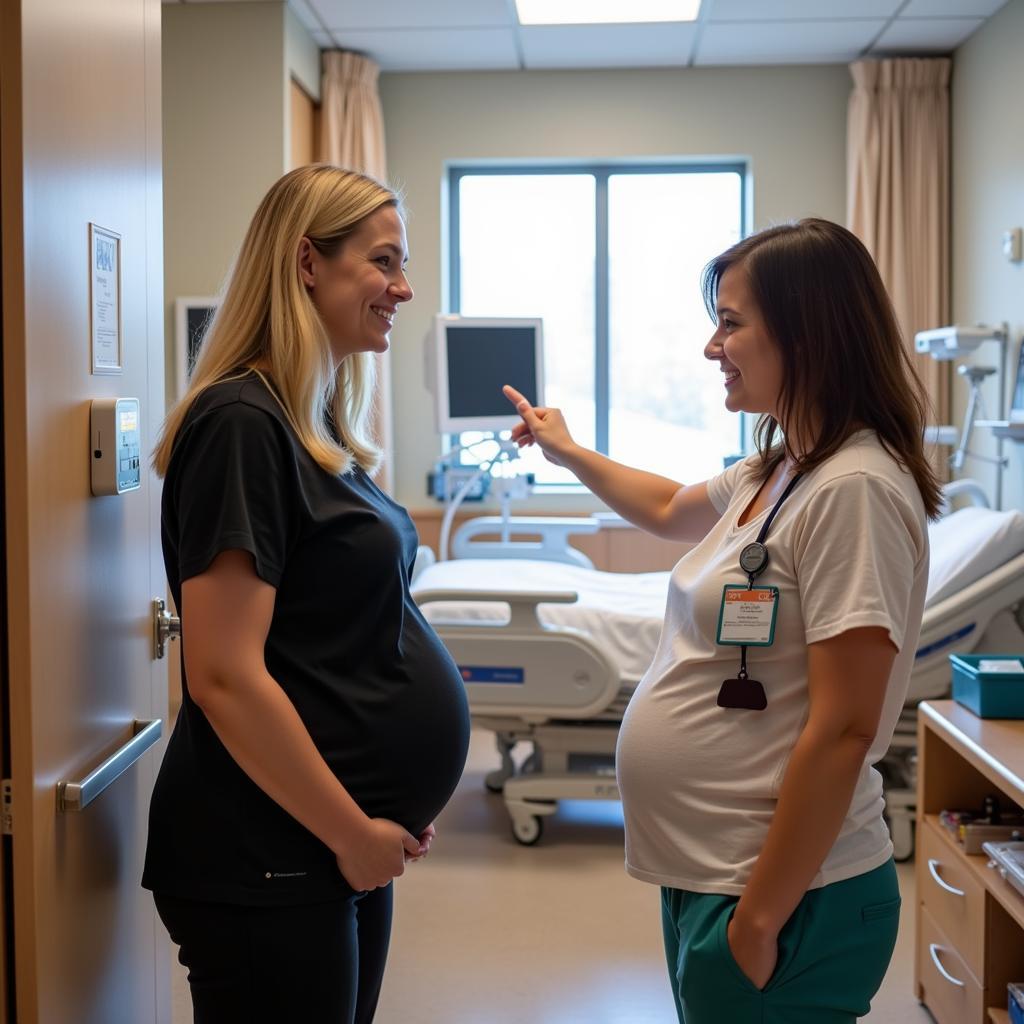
155;886;393;1024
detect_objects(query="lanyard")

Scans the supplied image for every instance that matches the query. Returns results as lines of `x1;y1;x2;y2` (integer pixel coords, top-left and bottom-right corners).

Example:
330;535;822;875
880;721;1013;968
738;470;804;584
735;470;803;682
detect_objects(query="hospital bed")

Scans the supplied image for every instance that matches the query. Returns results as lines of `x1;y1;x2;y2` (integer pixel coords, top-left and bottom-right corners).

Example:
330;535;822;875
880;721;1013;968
411;482;1024;852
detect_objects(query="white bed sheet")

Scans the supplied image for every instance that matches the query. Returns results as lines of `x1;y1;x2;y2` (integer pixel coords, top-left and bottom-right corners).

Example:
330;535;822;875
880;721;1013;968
413;505;1024;684
415;559;669;684
925;506;1024;605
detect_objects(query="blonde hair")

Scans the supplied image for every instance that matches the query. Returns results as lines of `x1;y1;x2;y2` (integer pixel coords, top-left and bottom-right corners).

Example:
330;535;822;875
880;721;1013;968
154;165;403;479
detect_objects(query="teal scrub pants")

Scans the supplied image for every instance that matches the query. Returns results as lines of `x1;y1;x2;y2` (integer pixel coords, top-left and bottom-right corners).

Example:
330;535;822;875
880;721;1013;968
661;859;900;1024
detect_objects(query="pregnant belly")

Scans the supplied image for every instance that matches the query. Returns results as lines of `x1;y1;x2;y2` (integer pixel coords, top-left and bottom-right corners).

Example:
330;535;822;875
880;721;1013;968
337;631;471;836
617;677;796;807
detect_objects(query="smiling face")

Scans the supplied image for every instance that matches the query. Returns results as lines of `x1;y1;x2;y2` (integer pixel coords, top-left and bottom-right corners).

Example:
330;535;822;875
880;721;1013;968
298;204;413;365
703;264;784;419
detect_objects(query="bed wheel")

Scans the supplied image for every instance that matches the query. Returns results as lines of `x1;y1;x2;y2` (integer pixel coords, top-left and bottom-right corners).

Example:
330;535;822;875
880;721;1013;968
892;824;916;863
511;815;543;846
484;770;507;794
886;811;916;863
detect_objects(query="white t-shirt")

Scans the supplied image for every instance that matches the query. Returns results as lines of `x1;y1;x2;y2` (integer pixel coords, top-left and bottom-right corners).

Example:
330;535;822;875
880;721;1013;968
615;430;929;895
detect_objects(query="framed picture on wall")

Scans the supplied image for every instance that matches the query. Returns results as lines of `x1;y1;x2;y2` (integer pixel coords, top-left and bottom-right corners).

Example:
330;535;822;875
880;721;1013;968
1011;337;1024;419
174;296;218;399
90;223;123;375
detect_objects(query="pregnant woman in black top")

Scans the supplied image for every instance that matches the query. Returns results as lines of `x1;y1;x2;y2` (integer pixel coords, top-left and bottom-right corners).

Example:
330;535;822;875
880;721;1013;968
144;166;470;1024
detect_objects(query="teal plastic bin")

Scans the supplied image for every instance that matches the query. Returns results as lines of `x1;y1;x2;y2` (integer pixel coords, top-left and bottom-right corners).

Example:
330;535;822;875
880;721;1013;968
949;654;1024;719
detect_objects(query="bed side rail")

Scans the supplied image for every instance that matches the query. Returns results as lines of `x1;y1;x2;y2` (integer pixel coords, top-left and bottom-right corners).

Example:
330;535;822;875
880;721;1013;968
413;586;580;630
411;545;436;584
917;551;1024;662
450;516;601;568
413;587;622;720
939;478;991;516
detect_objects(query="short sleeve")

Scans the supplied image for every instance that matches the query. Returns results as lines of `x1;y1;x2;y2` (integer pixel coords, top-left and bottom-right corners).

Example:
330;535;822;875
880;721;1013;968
792;472;925;651
170;402;296;588
706;456;755;515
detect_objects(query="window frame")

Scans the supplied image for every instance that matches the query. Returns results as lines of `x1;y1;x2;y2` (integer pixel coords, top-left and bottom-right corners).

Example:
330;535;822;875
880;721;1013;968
447;160;750;488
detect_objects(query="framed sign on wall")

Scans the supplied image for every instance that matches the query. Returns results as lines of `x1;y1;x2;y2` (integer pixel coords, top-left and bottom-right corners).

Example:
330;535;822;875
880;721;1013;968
173;296;218;399
90;223;123;375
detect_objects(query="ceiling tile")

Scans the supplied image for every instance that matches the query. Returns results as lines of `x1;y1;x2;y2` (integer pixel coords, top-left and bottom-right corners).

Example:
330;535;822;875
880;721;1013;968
899;0;1007;15
287;0;324;34
286;0;321;34
873;16;986;49
327;28;521;71
311;0;514;31
696;19;886;64
710;0;902;20
520;23;697;69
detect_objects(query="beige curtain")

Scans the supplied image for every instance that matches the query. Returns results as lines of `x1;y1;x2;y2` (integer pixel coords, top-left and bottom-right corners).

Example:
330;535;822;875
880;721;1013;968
319;51;394;491
847;58;951;449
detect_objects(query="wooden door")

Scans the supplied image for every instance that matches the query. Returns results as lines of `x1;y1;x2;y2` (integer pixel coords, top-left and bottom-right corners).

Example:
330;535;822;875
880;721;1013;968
0;0;169;1021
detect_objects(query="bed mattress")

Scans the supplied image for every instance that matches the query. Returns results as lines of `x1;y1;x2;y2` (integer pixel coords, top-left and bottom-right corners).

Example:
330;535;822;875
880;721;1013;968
413;505;1024;685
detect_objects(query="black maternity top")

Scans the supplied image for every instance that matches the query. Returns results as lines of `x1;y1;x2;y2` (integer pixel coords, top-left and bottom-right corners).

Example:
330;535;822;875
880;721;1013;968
142;371;470;906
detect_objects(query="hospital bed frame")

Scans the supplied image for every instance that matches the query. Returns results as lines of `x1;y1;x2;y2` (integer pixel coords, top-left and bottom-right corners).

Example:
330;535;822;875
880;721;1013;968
413;488;1024;848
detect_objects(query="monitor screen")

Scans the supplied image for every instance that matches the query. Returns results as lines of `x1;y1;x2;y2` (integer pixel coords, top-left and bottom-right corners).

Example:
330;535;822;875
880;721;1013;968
186;305;216;376
1012;339;1024;417
430;316;544;433
445;324;539;418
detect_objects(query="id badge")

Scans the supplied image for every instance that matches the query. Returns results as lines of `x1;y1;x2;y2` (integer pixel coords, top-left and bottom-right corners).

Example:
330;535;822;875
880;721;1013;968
716;585;779;646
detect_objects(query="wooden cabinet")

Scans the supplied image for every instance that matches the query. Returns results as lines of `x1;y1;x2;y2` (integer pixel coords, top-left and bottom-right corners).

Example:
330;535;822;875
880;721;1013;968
915;701;1024;1024
919;816;987;978
917;901;986;1024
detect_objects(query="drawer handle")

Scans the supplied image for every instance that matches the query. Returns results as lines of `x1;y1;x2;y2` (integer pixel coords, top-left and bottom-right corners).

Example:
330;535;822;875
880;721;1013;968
929;944;966;988
927;858;966;898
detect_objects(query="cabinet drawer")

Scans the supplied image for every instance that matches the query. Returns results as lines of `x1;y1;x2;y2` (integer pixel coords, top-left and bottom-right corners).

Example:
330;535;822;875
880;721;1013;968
918;818;986;980
917;905;984;1024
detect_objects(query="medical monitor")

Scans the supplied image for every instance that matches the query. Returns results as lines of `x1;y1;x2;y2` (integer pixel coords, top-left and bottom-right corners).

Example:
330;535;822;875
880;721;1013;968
1012;340;1024;421
430;315;544;433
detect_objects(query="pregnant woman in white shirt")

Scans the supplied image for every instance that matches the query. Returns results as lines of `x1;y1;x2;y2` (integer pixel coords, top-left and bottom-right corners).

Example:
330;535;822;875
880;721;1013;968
504;217;941;1024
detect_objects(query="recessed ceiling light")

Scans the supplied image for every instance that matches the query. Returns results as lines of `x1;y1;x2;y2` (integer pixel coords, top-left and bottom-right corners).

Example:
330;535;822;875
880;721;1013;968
515;0;701;26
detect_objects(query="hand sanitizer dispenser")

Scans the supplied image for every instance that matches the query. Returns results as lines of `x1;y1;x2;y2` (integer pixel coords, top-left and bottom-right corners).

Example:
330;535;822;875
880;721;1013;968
91;398;142;496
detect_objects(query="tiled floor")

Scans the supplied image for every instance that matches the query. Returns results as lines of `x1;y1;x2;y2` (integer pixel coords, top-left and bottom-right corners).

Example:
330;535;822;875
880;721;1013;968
172;729;934;1023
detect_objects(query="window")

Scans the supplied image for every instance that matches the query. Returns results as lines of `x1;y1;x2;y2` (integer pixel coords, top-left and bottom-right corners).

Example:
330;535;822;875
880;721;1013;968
449;163;746;488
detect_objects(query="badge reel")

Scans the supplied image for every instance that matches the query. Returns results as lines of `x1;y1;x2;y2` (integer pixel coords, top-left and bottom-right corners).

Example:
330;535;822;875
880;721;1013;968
717;474;802;712
717;541;768;709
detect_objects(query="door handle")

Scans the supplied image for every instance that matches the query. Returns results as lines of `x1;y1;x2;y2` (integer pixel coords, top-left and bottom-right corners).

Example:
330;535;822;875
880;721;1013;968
153;598;181;660
57;719;163;812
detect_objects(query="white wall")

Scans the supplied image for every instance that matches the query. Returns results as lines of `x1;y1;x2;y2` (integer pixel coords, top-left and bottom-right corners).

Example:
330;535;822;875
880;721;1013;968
162;1;319;404
284;2;321;171
950;0;1024;512
286;4;321;102
380;65;852;510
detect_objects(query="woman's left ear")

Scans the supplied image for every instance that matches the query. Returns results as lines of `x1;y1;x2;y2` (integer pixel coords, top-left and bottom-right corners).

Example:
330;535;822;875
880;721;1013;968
297;237;317;289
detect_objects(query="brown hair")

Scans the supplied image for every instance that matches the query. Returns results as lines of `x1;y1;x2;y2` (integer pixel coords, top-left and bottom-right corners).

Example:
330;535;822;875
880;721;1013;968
702;218;943;519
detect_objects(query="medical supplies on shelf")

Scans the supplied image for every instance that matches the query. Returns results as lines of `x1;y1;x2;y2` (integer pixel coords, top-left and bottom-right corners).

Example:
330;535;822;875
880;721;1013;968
1008;981;1024;1024
940;795;1024;854
983;841;1024;902
950;653;1024;718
